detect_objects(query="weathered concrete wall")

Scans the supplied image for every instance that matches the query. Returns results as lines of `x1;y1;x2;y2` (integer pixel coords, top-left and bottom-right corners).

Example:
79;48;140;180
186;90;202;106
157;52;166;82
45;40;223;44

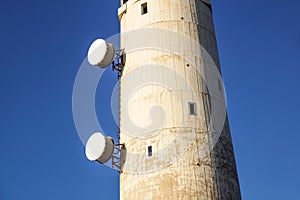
118;0;241;199
194;1;241;199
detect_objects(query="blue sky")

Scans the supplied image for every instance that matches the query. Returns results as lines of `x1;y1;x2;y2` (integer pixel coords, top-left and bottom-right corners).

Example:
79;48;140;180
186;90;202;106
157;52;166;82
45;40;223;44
0;0;299;199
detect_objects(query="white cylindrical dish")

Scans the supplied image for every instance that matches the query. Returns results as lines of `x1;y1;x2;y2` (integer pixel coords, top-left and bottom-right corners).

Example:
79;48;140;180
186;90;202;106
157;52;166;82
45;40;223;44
85;132;114;164
87;39;115;68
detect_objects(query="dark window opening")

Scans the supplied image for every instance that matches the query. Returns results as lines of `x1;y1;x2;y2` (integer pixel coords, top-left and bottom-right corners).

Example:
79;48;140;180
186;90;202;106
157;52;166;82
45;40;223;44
202;1;212;12
123;0;128;4
147;145;152;157
141;3;148;15
189;102;197;116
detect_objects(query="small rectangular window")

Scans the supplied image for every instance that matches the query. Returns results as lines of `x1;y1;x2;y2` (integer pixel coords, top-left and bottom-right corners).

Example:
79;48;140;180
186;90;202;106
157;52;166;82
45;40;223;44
189;102;197;116
123;0;128;4
218;79;222;92
147;145;152;157
141;3;148;15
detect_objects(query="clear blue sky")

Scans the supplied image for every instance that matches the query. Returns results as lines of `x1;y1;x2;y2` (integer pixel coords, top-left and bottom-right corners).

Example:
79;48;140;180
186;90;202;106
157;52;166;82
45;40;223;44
0;0;299;199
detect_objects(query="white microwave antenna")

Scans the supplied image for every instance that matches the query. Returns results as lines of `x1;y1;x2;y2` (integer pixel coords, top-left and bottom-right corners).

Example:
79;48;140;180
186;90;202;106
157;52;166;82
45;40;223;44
85;132;126;172
87;38;125;78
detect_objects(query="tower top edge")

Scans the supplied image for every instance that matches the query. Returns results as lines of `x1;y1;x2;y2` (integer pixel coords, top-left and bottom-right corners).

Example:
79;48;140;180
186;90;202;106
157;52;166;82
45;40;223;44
120;0;211;6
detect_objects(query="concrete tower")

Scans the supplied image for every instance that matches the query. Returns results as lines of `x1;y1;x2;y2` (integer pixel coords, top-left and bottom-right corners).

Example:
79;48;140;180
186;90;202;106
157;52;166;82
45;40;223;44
118;0;241;199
